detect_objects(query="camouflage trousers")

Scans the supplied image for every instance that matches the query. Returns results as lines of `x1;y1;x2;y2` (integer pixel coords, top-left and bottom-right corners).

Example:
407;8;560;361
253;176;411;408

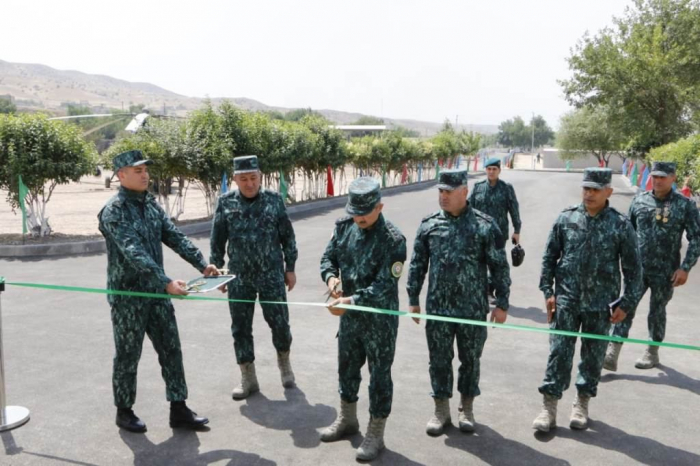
426;315;488;399
539;304;610;399
338;313;398;418
613;274;674;342
228;276;292;364
110;299;187;408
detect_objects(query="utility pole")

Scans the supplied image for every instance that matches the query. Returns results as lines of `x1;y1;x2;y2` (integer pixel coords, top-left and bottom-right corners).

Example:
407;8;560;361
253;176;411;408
531;112;535;153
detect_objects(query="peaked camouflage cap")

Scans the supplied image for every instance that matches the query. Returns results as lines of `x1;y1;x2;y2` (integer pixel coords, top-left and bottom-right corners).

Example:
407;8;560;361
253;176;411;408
437;168;469;191
234;155;260;174
650;161;676;177
112;150;153;171
485;158;501;168
581;167;612;189
346;177;381;216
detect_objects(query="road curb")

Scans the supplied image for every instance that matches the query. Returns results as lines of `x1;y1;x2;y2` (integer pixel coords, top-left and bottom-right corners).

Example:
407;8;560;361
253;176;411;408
0;175;473;259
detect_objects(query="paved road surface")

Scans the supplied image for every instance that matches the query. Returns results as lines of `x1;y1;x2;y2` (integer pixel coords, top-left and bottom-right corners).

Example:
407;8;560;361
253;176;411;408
1;170;699;465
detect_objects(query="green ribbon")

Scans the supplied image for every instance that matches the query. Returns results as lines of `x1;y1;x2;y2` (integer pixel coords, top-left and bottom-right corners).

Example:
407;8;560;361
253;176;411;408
5;281;700;351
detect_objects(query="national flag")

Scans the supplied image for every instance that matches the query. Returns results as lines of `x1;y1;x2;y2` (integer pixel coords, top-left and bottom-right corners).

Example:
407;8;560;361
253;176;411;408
326;165;334;196
279;170;288;201
221;172;228;194
401;163;408;184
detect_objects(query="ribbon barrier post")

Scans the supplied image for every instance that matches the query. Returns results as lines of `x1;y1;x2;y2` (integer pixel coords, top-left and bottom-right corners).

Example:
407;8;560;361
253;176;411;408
0;277;30;432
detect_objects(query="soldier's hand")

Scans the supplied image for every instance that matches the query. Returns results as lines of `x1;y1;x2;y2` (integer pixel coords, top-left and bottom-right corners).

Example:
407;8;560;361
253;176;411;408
409;305;422;324
490;307;508;323
203;264;220;277
285;272;297;292
218;284;228;293
327;297;351;317
327;277;343;299
671;269;689;287
546;296;556;323
511;233;520;245
166;280;189;296
610;307;627;324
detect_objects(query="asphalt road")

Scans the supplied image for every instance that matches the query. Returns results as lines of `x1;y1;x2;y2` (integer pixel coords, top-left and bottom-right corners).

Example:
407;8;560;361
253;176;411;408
1;170;699;465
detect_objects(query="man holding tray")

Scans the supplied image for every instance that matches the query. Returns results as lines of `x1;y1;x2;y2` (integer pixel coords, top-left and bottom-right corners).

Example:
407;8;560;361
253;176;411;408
99;149;218;433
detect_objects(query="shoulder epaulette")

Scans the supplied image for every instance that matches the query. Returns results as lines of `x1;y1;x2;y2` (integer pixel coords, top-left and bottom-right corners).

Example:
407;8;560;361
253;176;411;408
563;204;579;212
421;211;441;223
335;215;353;225
473;208;494;223
385;220;405;243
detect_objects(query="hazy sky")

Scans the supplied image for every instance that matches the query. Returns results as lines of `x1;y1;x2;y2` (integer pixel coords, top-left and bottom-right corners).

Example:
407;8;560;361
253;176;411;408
2;0;632;128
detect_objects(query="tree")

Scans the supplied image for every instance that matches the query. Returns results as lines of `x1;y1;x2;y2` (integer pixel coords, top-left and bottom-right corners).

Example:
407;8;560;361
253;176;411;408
556;106;626;166
0;98;16;114
531;115;555;148
649;133;700;191
497;116;528;148
560;0;700;156
0;113;97;236
351;116;384;125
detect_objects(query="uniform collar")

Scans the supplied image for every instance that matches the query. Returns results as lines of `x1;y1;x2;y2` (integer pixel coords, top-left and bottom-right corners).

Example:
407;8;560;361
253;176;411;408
579;201;610;219
119;186;150;204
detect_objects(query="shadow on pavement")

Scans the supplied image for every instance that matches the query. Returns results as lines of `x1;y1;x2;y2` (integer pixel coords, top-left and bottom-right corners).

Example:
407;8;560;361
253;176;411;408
445;424;570;465
120;428;275;465
600;364;700;396
239;387;336;448
2;430;99;465
507;305;548;325
535;420;700;466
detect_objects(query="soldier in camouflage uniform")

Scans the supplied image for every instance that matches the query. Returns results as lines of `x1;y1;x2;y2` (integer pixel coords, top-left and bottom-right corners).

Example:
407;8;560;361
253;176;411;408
320;177;407;462
469;158;521;296
533;168;643;433
99;150;214;433
210;155;298;400
407;168;511;436
604;162;700;371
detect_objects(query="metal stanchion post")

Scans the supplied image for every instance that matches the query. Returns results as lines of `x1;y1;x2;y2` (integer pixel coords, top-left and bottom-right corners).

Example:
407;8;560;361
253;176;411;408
0;277;30;431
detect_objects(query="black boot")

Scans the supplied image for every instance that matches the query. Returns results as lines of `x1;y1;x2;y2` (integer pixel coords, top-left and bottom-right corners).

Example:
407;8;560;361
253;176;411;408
116;408;147;433
169;401;209;429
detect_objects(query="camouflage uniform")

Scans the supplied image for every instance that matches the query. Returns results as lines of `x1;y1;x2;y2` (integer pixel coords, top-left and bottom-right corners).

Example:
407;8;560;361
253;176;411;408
99;151;209;409
539;169;643;399
613;163;700;343
407;169;511;400
468;161;522;240
210;159;297;365
320;181;406;419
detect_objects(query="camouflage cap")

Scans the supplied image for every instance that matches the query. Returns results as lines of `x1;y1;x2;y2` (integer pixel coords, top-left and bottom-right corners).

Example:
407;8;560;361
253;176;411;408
346;177;381;216
485;158;501;168
581;167;612;189
436;168;468;191
234;155;260;174
112;150;153;171
650;161;676;177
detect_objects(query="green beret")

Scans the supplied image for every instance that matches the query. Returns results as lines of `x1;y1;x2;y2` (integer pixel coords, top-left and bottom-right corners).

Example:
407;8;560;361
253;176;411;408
112;150;152;171
346;177;381;216
234;155;260;174
650;161;676;177
436;168;468;191
581;167;612;189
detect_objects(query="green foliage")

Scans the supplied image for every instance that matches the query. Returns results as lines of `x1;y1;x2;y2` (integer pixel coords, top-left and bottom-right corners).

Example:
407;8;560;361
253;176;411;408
560;0;700;155
0;98;17;114
497;115;553;149
556;106;626;166
648;133;700;191
0;113;97;235
352;115;385;125
283;108;328;122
